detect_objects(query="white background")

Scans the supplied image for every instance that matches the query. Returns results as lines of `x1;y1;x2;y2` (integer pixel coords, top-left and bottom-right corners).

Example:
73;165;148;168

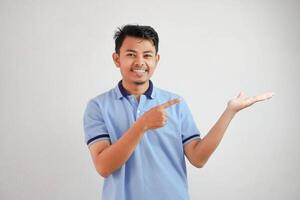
1;0;299;199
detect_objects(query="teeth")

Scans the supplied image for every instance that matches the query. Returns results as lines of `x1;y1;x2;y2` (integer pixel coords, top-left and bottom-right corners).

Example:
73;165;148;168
133;69;146;73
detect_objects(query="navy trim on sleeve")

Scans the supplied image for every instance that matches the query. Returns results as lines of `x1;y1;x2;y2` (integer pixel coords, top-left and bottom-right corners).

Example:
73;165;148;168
182;134;200;144
87;134;110;145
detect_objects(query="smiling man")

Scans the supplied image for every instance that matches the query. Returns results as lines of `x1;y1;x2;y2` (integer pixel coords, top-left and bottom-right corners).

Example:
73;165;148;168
83;24;273;200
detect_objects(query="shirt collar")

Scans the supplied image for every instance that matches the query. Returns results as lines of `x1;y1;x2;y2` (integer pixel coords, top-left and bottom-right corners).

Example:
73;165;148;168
117;80;154;99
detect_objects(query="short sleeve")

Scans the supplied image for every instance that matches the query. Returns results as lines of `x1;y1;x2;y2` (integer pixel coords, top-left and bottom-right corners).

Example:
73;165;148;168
83;99;111;146
180;98;201;145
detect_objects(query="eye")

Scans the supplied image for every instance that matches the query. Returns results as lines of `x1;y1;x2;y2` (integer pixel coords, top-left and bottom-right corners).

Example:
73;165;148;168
126;53;135;57
144;54;153;58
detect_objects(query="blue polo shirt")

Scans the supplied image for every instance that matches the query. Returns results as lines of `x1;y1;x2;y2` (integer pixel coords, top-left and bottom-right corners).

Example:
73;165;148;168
83;80;201;200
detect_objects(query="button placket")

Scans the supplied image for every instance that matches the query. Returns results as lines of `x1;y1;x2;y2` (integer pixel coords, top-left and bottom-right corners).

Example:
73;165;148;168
136;95;146;119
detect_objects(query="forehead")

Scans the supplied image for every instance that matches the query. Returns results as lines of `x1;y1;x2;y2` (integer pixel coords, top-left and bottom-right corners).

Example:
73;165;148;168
120;36;155;53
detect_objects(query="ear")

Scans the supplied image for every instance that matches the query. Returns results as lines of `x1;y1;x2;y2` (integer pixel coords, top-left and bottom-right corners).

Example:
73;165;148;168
155;54;160;64
112;53;120;68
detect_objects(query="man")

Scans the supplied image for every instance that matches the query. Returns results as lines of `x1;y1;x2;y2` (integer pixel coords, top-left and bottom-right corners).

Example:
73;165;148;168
83;24;273;200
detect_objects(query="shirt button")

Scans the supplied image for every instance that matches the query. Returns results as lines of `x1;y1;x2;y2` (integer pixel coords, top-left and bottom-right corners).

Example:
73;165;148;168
137;110;140;113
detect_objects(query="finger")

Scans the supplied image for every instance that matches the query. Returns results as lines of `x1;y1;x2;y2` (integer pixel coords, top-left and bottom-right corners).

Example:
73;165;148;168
160;98;181;109
252;92;274;102
237;91;244;98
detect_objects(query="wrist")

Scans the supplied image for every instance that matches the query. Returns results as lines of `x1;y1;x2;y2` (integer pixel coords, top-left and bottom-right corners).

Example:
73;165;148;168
225;106;238;117
136;116;148;132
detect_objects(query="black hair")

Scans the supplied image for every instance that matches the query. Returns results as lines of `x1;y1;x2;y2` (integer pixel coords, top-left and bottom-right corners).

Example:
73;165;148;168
113;24;159;54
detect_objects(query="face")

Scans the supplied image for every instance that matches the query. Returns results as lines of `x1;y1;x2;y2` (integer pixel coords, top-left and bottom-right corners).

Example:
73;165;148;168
112;36;160;86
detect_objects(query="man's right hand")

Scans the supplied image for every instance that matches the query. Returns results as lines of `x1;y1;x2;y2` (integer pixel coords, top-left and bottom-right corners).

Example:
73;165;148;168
89;98;180;178
139;98;180;130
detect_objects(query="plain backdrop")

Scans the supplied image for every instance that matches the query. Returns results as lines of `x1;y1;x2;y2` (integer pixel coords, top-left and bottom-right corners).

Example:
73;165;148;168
1;0;299;199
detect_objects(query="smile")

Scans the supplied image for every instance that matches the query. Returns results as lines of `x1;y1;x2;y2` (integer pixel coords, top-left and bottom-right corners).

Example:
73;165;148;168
132;69;147;73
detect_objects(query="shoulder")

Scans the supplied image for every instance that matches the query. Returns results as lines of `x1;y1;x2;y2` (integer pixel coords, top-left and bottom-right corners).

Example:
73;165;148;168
88;87;117;104
84;87;119;114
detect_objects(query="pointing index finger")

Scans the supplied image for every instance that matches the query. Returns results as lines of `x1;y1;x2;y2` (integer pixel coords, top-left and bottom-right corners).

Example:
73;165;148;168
160;98;181;109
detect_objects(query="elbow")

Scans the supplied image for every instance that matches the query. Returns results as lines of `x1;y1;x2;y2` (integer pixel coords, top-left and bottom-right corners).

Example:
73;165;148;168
96;165;111;178
194;163;204;168
93;156;112;178
97;168;110;178
193;159;207;168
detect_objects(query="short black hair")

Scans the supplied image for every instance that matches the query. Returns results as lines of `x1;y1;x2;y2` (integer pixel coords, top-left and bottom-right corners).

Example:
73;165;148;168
113;24;159;54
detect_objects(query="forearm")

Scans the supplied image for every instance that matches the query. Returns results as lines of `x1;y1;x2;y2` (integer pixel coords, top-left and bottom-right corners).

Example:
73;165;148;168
95;119;146;177
93;98;180;177
194;107;236;165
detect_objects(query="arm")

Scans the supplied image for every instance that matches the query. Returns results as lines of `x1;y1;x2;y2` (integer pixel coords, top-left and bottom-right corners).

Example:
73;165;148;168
184;92;274;168
184;107;235;168
89;98;180;178
89;119;146;178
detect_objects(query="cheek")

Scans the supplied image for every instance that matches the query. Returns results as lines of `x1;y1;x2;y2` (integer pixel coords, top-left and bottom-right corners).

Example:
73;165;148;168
147;59;157;67
148;64;157;74
119;60;133;69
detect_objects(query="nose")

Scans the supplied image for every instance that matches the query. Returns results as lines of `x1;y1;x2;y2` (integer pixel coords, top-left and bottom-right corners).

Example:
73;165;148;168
134;55;145;67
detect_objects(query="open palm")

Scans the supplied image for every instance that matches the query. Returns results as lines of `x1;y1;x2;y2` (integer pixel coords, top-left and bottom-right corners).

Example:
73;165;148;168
227;92;274;113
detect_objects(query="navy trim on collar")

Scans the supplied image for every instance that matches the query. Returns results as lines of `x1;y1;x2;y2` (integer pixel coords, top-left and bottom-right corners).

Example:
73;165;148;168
118;80;153;99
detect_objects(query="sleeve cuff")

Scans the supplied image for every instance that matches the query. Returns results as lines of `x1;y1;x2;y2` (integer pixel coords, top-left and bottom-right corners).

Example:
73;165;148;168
182;134;201;145
87;134;110;146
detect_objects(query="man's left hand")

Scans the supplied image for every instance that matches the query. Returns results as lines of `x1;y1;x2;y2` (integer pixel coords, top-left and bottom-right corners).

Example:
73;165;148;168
227;92;274;113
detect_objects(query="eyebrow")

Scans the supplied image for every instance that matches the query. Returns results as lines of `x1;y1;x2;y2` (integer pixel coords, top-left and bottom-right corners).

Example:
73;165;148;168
125;49;154;54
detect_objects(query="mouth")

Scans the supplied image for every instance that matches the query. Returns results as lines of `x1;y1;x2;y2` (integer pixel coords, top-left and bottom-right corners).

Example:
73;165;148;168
131;68;148;77
132;69;147;73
